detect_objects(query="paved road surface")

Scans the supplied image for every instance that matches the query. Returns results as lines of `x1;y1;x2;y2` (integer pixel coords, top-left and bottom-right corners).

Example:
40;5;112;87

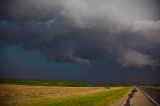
141;87;160;105
123;87;156;106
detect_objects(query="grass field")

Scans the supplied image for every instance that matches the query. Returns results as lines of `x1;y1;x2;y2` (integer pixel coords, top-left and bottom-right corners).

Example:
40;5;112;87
141;84;160;89
0;84;132;106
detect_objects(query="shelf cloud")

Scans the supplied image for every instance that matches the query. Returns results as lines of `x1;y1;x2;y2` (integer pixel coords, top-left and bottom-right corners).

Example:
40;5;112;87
0;0;160;68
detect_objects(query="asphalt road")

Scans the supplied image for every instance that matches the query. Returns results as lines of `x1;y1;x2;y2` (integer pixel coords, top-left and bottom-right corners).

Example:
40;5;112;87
141;87;160;106
128;87;155;106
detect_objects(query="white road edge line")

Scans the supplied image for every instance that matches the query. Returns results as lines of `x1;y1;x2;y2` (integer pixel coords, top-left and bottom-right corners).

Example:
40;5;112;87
138;87;160;106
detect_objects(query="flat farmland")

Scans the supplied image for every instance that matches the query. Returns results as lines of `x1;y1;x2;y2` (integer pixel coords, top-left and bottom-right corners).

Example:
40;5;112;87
0;84;131;106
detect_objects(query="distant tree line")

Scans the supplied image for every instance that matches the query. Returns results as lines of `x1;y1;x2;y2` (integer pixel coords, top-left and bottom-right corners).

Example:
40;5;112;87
0;77;133;87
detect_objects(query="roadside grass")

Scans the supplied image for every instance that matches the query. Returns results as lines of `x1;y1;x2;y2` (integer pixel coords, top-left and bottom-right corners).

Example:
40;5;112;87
141;85;160;88
0;78;133;106
0;84;132;106
5;86;131;106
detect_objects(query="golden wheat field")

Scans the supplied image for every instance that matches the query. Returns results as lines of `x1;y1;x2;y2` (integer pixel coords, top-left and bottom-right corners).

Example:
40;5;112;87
0;84;106;98
0;84;130;106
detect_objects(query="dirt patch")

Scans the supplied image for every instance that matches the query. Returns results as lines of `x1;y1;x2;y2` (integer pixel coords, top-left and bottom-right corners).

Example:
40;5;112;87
124;88;137;106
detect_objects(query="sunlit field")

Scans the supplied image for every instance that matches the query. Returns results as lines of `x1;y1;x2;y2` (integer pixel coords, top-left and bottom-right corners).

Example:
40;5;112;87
0;84;132;106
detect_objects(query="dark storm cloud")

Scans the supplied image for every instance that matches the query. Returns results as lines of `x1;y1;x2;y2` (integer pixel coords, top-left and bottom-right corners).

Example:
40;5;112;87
0;0;160;68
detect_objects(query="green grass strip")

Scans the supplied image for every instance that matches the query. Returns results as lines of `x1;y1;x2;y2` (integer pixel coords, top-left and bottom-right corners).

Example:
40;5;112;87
23;87;131;106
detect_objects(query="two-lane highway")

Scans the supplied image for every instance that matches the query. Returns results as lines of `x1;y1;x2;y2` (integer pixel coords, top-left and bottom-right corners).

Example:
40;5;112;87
123;87;160;106
129;87;155;106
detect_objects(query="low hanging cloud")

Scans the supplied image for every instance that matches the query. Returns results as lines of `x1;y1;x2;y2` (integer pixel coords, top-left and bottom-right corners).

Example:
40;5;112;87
118;50;159;68
0;0;160;68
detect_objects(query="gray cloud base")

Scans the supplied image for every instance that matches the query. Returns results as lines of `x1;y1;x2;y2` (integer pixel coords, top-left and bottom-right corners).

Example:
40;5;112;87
0;0;160;68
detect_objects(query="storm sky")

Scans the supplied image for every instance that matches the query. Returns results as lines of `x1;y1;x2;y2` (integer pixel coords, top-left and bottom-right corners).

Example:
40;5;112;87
0;0;160;84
